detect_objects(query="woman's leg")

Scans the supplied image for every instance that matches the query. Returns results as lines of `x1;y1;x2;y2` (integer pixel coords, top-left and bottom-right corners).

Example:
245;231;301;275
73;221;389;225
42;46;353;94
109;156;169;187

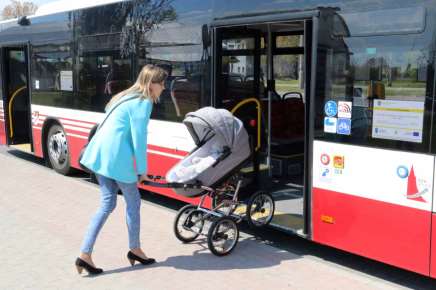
117;181;141;250
80;174;119;254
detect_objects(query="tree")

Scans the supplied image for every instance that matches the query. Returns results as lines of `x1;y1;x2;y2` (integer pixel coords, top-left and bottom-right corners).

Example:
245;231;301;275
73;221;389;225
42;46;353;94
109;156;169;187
119;0;176;57
2;0;38;20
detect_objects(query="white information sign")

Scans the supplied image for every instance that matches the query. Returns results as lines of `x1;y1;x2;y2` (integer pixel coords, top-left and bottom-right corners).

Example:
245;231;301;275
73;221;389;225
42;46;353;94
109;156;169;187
60;71;73;91
372;99;424;143
324;117;337;133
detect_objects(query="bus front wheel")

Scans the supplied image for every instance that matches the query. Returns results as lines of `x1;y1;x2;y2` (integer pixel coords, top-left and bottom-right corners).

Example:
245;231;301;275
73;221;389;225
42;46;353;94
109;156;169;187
46;124;73;175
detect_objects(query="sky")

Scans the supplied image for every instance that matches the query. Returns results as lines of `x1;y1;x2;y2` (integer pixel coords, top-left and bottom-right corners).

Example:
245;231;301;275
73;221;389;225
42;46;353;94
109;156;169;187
0;0;54;14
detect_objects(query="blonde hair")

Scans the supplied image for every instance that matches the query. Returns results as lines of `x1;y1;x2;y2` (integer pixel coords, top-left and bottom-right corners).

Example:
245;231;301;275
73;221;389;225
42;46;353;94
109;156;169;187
105;64;168;110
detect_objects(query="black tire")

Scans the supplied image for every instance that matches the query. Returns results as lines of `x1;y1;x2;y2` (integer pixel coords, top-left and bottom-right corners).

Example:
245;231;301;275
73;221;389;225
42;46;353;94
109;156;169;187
46;124;73;175
173;204;205;243
246;191;275;228
207;216;239;256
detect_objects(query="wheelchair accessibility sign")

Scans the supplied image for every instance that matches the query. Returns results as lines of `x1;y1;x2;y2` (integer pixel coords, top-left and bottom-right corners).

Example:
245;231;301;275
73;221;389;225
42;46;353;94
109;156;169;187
324;101;337;117
337;118;351;135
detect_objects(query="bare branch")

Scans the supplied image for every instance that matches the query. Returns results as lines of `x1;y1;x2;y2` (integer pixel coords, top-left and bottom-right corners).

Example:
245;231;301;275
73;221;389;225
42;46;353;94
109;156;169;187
2;0;38;20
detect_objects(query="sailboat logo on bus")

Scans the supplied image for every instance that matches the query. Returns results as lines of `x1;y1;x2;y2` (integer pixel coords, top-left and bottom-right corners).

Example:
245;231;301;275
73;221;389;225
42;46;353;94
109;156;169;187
396;165;426;203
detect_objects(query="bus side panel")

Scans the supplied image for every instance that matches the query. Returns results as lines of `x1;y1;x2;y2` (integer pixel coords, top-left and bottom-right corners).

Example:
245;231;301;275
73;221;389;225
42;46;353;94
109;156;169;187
431;172;436;278
0;100;6;145
31;127;43;157
431;213;436;278
312;141;433;276
313;188;431;275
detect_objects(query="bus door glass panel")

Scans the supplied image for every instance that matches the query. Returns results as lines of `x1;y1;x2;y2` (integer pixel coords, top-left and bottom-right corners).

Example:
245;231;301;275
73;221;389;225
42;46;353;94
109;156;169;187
0;48;5;145
216;31;266;184
262;24;307;234
5;48;30;145
269;33;305;181
218;33;265;148
219;37;261;110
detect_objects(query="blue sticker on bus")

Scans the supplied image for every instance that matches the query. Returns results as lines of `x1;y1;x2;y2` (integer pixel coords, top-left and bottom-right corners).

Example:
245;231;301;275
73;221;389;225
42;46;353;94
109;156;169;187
324;101;337;117
337;118;351;135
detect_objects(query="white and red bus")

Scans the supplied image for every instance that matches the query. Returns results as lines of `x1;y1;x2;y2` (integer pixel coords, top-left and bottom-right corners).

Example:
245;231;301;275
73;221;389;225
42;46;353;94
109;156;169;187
1;0;436;277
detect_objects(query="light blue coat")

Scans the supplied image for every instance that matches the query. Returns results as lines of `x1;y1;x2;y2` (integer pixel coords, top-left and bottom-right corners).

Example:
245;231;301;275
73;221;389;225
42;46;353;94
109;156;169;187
80;95;152;183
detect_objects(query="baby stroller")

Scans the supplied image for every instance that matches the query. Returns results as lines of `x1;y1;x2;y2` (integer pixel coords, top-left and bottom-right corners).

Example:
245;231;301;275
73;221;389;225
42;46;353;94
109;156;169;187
143;107;275;256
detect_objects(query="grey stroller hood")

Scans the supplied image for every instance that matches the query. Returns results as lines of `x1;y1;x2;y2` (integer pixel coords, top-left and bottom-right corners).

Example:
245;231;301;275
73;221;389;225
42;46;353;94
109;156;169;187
183;107;239;149
167;107;251;197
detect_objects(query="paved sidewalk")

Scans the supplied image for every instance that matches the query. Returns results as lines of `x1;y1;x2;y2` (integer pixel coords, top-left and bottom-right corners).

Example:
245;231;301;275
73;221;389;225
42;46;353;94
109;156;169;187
0;149;432;290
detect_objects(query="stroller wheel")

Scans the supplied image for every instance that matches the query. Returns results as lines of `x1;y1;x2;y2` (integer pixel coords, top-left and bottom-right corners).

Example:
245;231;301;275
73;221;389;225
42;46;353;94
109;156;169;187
174;204;204;243
246;191;275;228
207;216;239;256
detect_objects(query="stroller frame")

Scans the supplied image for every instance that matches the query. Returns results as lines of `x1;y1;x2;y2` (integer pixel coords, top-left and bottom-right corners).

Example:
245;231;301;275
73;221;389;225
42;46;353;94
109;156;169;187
144;172;275;256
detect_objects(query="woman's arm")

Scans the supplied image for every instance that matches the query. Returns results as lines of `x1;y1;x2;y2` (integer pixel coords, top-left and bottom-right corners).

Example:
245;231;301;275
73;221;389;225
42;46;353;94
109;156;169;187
129;100;152;176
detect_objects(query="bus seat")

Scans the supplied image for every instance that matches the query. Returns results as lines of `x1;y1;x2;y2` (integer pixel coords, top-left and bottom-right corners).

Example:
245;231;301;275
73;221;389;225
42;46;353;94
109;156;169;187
268;96;305;156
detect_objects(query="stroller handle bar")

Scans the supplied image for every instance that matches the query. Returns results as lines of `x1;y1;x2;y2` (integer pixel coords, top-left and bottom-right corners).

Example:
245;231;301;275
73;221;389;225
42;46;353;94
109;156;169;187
141;175;209;190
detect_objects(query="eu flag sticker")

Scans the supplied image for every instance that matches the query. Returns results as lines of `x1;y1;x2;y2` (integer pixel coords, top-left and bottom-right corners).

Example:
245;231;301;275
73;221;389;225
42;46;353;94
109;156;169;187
337;118;351;135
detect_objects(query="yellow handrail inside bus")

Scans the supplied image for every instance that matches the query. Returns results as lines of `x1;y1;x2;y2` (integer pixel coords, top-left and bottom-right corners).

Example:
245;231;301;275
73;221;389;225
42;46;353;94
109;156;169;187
231;98;261;151
8;86;27;138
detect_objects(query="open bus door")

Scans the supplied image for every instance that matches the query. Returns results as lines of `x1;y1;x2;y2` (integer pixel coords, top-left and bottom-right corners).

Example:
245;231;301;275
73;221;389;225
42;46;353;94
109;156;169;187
1;44;33;152
212;9;318;236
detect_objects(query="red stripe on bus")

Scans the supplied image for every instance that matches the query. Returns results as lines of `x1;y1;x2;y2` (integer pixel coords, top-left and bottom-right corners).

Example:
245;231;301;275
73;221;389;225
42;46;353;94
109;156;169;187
0;119;6;145
148;143;189;156
312;187;431;276
37;113;98;126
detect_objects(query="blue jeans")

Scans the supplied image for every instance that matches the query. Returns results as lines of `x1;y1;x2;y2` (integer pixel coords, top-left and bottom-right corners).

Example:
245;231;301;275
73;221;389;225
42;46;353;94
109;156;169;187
81;174;141;253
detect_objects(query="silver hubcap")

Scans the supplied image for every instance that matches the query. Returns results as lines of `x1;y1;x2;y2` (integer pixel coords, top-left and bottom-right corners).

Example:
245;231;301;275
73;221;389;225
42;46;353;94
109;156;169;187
48;130;68;166
211;219;238;254
250;194;274;225
178;208;203;238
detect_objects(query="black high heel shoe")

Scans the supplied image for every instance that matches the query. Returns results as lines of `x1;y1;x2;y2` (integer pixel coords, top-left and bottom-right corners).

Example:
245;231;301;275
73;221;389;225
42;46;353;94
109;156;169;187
127;251;156;266
75;258;103;275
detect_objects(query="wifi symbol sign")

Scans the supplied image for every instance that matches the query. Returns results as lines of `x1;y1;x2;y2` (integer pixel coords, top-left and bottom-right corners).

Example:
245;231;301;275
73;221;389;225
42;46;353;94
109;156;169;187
338;101;352;118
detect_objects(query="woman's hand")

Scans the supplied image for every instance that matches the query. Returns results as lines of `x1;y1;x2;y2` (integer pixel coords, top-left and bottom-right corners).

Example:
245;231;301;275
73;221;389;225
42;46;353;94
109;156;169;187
138;174;153;183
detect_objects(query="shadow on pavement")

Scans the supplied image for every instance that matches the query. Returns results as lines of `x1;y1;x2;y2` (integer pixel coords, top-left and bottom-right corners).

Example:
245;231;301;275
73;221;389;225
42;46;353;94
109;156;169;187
158;238;298;271
87;237;298;277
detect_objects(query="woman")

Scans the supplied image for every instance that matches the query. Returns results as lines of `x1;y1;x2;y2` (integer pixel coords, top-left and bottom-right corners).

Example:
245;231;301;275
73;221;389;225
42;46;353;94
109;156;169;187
76;64;167;275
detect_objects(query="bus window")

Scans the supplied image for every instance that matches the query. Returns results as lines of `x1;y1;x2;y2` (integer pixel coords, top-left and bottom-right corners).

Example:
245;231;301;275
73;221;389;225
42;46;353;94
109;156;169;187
137;26;209;122
77;34;132;112
217;32;265;111
315;9;434;153
31;43;74;108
